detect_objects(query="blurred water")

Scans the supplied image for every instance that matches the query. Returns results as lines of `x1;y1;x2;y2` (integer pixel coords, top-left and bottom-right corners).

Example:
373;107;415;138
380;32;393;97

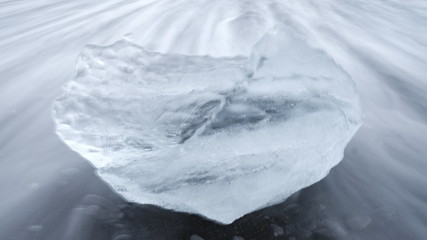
1;0;426;239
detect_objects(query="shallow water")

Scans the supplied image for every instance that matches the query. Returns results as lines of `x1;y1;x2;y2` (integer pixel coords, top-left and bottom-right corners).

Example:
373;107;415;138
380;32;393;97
1;0;427;239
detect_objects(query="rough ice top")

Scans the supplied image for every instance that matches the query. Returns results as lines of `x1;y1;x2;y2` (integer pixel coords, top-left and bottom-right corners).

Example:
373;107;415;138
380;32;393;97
53;27;362;224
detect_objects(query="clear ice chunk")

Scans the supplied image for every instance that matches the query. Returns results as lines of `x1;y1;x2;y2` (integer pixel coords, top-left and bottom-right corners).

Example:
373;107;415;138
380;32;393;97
53;26;362;224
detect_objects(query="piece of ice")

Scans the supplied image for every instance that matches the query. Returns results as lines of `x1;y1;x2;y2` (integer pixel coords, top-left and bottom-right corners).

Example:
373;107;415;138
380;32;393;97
190;235;205;240
27;225;43;232
271;224;284;236
53;26;362;224
113;234;132;240
345;216;372;231
29;182;40;190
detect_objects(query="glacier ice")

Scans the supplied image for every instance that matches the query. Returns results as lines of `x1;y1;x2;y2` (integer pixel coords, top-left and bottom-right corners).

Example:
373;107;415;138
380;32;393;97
53;26;362;224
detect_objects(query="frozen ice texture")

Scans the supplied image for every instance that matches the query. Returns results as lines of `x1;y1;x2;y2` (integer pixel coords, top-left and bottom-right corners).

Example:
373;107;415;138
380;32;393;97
53;26;362;224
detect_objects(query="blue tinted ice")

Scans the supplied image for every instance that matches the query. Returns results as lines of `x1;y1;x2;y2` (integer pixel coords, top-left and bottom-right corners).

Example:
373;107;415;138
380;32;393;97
53;27;362;224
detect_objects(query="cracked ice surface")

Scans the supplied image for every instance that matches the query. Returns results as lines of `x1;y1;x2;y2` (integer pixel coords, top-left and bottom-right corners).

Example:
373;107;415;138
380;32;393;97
53;27;362;224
